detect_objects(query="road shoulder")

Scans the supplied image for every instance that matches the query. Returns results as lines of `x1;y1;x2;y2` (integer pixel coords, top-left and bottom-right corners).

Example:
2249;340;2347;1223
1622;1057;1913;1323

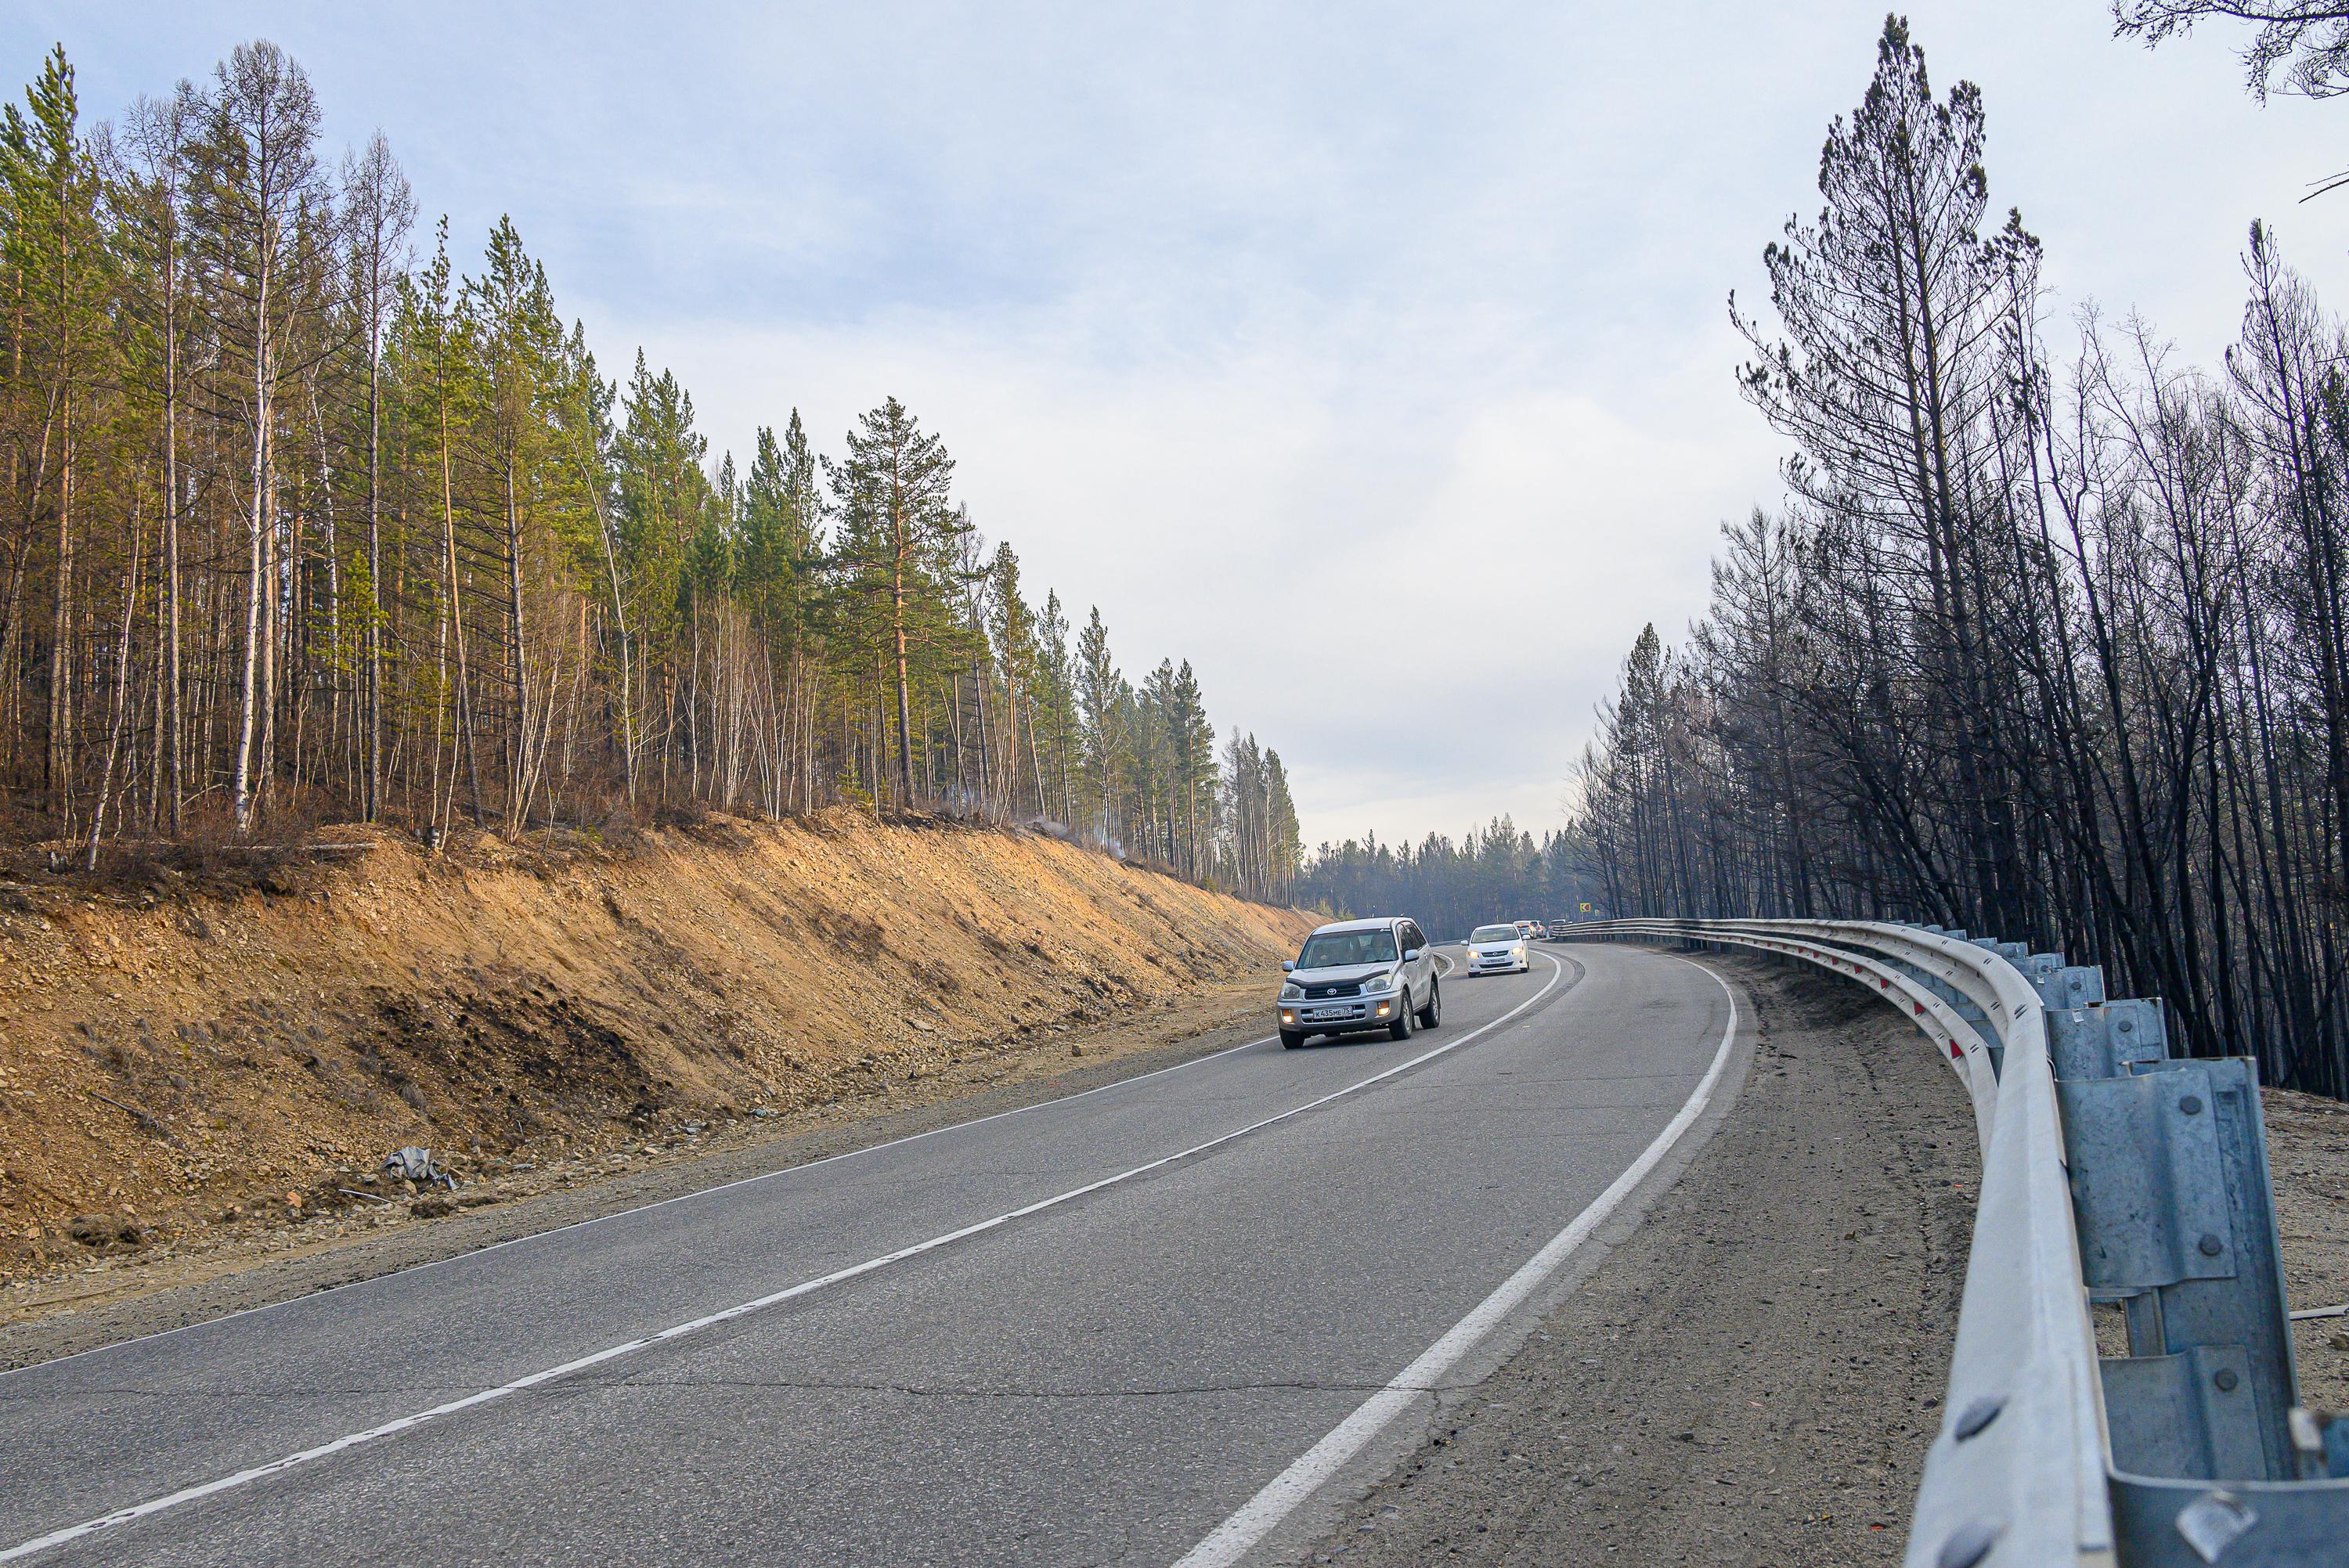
1301;951;1976;1567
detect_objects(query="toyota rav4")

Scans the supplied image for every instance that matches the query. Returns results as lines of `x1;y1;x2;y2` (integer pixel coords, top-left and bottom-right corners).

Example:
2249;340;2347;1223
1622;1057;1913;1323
1277;916;1441;1049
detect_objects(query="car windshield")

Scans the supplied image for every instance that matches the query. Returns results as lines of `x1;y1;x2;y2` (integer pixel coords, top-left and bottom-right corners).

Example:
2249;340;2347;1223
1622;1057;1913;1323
1470;925;1520;942
1297;928;1398;968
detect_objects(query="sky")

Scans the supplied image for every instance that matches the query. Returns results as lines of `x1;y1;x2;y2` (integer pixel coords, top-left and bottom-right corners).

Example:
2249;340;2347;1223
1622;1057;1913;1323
9;2;2348;850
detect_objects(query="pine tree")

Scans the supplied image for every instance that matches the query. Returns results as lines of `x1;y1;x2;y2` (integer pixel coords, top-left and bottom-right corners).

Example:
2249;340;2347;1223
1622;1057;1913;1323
1076;606;1120;840
824;397;960;806
0;47;109;827
0;41;1300;909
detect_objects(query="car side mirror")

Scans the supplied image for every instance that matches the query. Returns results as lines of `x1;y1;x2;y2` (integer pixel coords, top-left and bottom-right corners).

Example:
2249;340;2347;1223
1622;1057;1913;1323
1402;948;1421;963
1280;959;1295;972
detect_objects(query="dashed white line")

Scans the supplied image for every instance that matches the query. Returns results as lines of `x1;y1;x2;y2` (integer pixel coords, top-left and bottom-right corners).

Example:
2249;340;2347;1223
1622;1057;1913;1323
0;1020;1280;1386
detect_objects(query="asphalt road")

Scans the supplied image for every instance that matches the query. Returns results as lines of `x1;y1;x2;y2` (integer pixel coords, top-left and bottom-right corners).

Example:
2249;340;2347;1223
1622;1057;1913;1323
0;942;1745;1568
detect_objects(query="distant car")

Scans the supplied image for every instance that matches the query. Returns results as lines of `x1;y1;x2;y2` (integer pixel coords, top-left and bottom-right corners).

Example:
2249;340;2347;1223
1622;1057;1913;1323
1527;921;1550;940
1466;923;1532;976
1277;916;1441;1049
1514;920;1539;940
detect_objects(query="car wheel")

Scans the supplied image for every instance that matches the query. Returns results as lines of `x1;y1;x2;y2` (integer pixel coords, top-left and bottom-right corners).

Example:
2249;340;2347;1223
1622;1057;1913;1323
1417;979;1441;1028
1388;991;1415;1040
1282;1029;1308;1049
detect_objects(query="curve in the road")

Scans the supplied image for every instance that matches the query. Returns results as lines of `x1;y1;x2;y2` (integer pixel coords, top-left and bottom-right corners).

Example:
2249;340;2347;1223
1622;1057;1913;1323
1169;953;1741;1568
0;954;1571;1566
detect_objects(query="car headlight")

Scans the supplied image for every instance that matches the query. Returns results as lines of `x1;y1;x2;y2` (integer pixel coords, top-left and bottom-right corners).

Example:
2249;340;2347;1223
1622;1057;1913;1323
1367;970;1400;993
1279;982;1303;1000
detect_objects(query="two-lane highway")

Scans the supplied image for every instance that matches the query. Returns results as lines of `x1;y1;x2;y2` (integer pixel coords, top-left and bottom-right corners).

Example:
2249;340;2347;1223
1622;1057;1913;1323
0;942;1745;1567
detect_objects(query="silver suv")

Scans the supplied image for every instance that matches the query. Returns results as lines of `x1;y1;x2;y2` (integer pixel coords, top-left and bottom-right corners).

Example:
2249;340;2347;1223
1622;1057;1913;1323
1277;916;1441;1049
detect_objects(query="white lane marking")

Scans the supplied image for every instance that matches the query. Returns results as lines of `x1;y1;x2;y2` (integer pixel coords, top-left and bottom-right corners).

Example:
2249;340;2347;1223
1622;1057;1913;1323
2;1022;1285;1386
1169;953;1741;1568
0;958;1566;1563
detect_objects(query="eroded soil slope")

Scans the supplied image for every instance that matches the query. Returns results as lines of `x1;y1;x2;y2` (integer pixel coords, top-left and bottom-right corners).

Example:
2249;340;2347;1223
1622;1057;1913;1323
0;813;1310;1283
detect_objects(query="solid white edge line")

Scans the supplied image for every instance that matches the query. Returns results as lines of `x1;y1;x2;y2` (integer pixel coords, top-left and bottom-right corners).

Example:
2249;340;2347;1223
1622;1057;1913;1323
1167;951;1741;1568
0;950;1556;1565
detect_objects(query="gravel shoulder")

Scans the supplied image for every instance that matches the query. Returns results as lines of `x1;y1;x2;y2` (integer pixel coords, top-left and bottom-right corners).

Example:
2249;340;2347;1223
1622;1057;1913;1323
2267;1086;2349;1411
0;979;1276;1368
1304;953;1979;1568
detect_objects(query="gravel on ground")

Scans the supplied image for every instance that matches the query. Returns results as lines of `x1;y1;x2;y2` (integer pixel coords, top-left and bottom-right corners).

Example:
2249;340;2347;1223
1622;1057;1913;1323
1304;953;1977;1568
2268;1087;2349;1411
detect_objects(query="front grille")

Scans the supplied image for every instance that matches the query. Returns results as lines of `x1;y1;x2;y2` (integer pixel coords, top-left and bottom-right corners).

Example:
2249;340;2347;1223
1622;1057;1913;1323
1302;982;1362;1000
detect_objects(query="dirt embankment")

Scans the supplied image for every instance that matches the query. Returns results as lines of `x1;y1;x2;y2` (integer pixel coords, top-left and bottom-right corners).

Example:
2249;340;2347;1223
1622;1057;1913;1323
0;813;1312;1289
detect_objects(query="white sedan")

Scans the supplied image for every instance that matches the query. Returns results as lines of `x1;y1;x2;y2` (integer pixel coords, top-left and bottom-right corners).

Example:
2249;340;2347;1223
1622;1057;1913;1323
1463;924;1531;975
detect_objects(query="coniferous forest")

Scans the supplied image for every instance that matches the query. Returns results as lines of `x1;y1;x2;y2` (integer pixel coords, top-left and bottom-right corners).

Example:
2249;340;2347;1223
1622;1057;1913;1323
1569;13;2349;1096
0;41;1304;900
1296;817;1585;943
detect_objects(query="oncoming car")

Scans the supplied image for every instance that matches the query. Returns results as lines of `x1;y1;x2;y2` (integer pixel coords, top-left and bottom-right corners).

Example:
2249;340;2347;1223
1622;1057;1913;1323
1277;917;1441;1049
1466;923;1531;975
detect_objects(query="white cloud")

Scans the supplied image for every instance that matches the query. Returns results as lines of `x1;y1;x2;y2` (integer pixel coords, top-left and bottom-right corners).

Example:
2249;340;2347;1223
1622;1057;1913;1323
617;299;1771;847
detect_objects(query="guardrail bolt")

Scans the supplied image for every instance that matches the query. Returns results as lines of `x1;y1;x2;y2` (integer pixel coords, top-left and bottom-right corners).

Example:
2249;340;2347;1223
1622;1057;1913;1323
2197;1232;2225;1258
1954;1395;2004;1440
2178;1094;2203;1115
2174;1491;2259;1563
1935;1518;2001;1568
2214;1368;2241;1393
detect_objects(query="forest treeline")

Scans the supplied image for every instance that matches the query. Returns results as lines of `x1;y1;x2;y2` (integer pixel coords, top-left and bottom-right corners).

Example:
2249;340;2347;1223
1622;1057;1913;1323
1295;817;1589;940
0;41;1304;900
1568;16;2349;1096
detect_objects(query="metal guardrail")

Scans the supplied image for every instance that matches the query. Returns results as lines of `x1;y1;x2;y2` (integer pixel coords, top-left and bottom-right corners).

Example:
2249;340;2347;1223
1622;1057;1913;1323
1551;917;2349;1567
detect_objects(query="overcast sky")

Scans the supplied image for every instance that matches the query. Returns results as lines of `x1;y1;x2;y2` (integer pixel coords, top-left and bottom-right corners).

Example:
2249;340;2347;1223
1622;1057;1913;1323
11;2;2348;849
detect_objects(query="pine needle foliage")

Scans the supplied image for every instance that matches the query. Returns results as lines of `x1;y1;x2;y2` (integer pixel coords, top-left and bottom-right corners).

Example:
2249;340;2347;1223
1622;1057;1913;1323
0;40;1302;901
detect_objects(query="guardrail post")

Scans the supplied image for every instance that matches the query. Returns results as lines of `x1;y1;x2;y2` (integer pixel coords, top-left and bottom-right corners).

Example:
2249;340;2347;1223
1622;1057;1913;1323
2062;1062;2293;1475
2048;997;2164;1081
2042;962;2349;1561
1582;914;2349;1562
2019;952;2108;1014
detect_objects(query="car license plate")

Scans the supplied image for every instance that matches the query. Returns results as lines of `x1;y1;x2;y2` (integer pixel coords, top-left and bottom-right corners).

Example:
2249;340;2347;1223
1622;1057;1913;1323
1306;1007;1343;1021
